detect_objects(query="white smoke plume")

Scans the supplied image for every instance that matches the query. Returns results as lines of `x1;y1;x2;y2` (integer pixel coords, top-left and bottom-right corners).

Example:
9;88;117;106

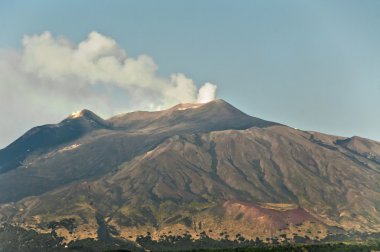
0;31;217;148
197;83;217;103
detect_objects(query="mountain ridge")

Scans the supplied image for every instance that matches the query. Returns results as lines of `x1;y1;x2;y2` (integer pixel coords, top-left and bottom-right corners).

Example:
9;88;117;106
0;99;380;250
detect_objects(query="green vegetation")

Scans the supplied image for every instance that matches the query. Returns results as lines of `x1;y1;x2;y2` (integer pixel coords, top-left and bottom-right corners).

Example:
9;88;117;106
187;242;380;252
134;232;380;252
1;222;380;252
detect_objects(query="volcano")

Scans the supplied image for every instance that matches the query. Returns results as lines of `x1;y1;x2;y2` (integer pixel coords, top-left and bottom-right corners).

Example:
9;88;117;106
1;99;380;251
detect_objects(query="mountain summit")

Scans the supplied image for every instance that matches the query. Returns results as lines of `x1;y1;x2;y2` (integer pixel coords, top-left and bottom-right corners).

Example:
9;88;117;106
108;99;277;132
0;99;380;250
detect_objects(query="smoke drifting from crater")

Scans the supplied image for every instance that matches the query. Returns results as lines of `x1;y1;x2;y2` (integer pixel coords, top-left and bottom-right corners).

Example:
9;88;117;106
197;83;217;103
0;31;217;148
21;31;217;107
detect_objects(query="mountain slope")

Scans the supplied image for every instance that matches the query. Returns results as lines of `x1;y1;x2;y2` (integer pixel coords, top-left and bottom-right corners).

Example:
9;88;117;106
0;109;111;174
0;100;276;204
0;99;380;249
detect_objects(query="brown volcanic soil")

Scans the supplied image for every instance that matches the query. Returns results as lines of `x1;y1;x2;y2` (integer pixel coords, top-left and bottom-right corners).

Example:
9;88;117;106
223;201;318;228
1;100;380;245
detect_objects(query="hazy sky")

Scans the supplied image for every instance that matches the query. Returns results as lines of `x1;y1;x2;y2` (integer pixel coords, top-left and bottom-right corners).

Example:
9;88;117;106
1;0;380;148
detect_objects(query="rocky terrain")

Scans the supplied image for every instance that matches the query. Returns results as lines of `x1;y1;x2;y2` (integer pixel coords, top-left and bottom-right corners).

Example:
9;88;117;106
1;99;380;251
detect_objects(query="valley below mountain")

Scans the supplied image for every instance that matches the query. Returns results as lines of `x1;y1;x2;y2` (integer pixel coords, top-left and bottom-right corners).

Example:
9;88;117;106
1;100;380;251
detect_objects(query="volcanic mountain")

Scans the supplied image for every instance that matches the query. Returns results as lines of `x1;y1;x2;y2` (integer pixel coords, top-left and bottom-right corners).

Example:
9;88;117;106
0;99;380;250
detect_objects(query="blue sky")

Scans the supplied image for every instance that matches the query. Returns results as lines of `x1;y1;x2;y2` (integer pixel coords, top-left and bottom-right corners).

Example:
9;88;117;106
0;0;380;146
